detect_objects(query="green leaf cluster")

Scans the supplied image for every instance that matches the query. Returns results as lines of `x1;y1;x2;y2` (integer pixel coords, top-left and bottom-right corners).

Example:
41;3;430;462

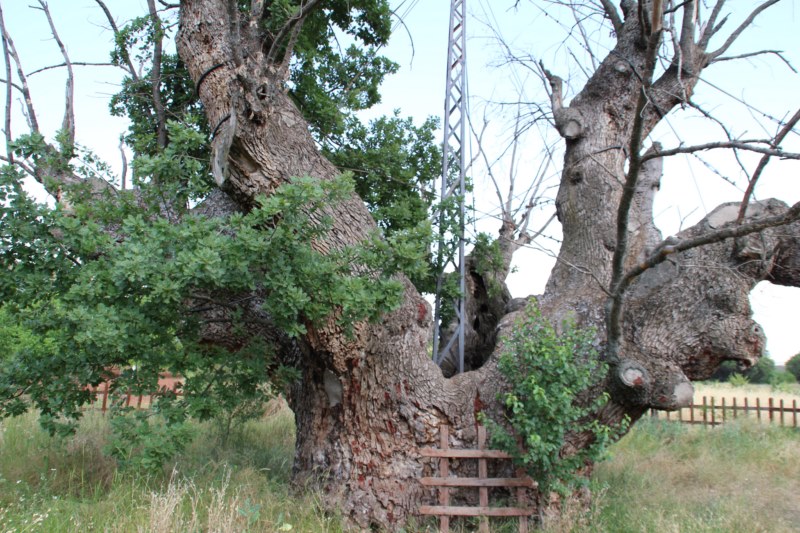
0;164;403;450
481;304;623;497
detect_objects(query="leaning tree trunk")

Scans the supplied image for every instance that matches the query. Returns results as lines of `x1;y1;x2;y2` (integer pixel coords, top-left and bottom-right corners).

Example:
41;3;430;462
177;0;800;528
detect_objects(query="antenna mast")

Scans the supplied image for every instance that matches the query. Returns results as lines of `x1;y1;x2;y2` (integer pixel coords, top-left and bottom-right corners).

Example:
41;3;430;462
432;0;467;374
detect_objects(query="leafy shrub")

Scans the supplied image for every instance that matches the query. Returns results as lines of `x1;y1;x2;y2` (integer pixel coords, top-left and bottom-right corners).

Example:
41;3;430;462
481;304;623;497
745;356;776;384
786;353;800;382
729;373;750;387
106;399;194;474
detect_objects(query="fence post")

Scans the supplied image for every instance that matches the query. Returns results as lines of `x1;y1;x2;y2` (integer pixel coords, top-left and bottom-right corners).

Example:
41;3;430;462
690;400;695;424
711;397;716;427
721;398;726;424
477;426;489;533
732;397;737;420
779;399;785;427
702;396;708;427
439;426;450;533
756;398;761;422
101;383;109;415
768;398;774;423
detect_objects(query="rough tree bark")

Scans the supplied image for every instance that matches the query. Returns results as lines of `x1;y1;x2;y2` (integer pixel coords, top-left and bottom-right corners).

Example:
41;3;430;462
175;0;800;528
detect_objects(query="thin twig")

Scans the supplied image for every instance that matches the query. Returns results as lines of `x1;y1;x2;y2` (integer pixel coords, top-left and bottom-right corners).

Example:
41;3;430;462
706;0;781;61
737;108;800;223
27;61;115;76
93;0;141;82
0;153;34;175
711;50;797;73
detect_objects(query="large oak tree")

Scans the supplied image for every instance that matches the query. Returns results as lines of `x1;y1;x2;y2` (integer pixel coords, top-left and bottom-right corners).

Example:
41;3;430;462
2;0;800;529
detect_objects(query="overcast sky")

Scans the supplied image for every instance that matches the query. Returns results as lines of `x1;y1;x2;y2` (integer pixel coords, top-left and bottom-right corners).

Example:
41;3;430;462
3;0;799;363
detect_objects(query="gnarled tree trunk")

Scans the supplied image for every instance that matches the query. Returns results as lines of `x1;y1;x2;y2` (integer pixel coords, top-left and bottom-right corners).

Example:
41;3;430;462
176;0;800;528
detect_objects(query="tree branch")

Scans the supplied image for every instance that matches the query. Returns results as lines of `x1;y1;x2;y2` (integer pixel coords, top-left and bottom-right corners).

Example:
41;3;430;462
737;108;800;223
38;0;75;145
265;0;323;65
642;140;800;161
26;61;115;77
119;136;128;189
0;4;38;133
706;0;781;61
620;200;800;295
146;0;167;149
698;0;727;49
0;153;33;175
711;49;797;72
2;28;12;162
606;25;663;362
93;0;142;82
598;0;623;35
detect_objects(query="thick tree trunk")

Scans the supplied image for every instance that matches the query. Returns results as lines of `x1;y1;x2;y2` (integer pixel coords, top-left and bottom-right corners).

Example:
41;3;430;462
176;0;800;529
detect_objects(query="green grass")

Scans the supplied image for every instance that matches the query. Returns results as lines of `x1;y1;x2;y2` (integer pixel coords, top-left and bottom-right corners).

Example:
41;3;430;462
542;418;800;533
0;406;342;532
1;407;798;532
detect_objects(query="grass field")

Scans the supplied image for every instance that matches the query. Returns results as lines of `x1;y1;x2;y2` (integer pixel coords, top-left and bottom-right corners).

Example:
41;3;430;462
0;389;798;532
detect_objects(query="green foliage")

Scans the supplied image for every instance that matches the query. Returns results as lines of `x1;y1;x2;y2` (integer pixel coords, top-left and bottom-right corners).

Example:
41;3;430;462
711;356;778;385
0;0;443;472
728;373;750;387
769;369;797;390
0;163;403;455
289;0;394;140
107;4;440;295
744;356;776;384
106;406;194;474
481;305;622;497
786;353;800;382
470;233;507;297
323;112;440;291
0;408;345;531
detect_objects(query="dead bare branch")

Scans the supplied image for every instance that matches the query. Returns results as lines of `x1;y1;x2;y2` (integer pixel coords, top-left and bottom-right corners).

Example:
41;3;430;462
93;0;141;82
0;77;21;93
2;30;11;161
643;140;800;161
38;0;75;144
27;61;115;76
0;4;39;133
706;0;781;61
737;108;800;223
119;136;128;190
622;200;800;294
711;50;797;72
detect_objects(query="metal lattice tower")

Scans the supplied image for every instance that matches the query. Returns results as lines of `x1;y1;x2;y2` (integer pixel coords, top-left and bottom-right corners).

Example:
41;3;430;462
432;0;467;374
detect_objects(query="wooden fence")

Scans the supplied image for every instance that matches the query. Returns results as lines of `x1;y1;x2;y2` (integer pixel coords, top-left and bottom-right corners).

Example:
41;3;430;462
86;373;183;413
649;396;799;428
419;425;535;533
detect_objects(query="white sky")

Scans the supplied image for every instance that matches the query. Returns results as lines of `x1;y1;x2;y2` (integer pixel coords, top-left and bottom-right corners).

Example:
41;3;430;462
2;0;799;363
